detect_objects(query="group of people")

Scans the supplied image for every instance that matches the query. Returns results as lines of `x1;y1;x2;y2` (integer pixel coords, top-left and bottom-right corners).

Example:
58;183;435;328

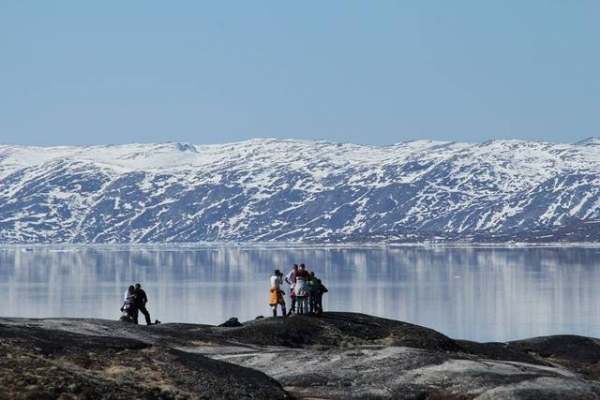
120;283;155;325
269;263;328;317
120;268;325;324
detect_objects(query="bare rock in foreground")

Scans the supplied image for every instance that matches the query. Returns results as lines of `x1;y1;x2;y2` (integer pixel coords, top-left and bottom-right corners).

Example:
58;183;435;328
2;312;600;399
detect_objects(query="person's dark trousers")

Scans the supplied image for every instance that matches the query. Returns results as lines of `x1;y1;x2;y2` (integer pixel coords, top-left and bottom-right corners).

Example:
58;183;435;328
138;305;152;325
128;308;138;324
315;293;323;315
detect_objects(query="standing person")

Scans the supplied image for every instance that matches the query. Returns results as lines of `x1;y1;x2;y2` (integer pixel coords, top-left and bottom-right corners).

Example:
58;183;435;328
307;271;318;314
284;264;298;315
133;283;153;326
313;273;328;315
120;285;137;323
269;269;287;317
294;263;311;314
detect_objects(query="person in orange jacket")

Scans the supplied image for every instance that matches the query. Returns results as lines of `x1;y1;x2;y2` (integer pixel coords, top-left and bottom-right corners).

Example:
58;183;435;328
269;269;287;317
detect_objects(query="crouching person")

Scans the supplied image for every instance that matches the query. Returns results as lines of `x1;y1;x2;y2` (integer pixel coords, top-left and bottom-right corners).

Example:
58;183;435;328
269;269;287;317
120;285;137;323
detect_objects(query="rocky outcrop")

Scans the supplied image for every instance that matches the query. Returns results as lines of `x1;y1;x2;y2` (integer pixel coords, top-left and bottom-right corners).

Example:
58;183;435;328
1;313;600;399
0;318;290;399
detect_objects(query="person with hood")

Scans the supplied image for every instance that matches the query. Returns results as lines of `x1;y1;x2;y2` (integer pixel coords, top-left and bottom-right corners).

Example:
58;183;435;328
269;269;287;317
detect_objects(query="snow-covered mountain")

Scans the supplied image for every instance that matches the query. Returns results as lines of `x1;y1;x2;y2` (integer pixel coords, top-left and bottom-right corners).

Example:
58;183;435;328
1;138;599;244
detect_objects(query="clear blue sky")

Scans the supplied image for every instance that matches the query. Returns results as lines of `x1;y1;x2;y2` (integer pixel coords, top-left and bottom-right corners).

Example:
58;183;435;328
1;1;599;146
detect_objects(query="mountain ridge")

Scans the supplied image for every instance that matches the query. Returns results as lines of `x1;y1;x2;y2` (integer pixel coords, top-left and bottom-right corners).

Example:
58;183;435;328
1;138;599;244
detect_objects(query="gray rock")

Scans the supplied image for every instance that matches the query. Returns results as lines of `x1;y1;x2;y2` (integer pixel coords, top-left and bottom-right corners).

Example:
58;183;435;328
1;313;600;399
218;317;243;327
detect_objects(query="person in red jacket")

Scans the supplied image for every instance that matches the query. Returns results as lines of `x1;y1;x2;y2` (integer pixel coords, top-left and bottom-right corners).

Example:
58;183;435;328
293;263;311;314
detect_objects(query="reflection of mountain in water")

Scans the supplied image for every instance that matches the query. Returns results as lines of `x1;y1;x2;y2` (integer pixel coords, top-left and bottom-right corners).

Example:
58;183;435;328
1;246;599;342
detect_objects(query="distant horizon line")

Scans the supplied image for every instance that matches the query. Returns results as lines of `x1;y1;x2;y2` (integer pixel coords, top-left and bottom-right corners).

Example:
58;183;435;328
2;136;599;148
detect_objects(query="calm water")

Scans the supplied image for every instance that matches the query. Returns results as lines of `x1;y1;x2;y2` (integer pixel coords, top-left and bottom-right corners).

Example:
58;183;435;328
1;244;599;342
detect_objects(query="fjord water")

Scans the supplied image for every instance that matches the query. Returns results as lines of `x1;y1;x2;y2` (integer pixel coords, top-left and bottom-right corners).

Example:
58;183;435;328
1;245;599;342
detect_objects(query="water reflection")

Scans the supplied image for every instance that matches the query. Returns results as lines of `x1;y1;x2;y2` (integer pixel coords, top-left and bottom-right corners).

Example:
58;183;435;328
0;245;599;342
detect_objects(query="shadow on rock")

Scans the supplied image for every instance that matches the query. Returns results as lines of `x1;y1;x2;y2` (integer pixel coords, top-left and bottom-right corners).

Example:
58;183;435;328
215;312;461;351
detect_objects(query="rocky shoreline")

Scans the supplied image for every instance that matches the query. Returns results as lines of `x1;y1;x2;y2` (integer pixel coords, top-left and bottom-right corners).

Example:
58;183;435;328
2;312;600;399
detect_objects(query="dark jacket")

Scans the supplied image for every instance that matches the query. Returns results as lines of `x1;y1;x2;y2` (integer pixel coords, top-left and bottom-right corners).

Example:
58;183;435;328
133;288;148;308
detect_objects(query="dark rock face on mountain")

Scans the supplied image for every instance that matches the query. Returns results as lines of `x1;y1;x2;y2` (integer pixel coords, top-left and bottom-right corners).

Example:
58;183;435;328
0;139;599;244
2;313;600;399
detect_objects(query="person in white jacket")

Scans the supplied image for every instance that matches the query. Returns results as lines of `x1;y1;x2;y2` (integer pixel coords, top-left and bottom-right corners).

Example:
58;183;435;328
120;285;136;322
284;264;298;315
